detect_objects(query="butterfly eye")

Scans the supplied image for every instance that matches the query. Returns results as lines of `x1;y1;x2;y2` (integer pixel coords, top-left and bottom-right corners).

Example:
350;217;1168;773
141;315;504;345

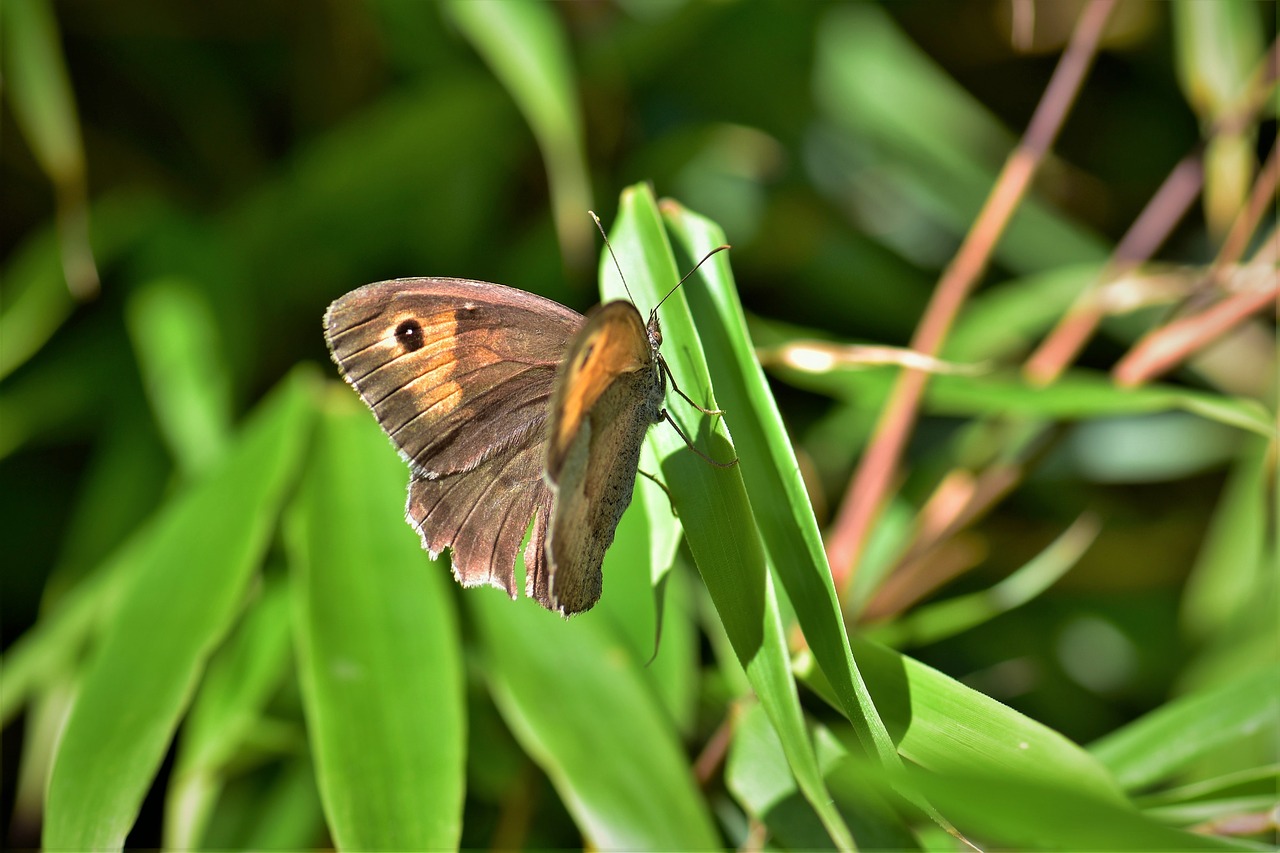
395;319;425;352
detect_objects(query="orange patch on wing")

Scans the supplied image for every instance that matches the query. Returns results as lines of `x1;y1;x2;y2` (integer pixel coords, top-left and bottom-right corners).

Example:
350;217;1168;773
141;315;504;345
423;373;464;416
384;310;465;416
553;311;649;454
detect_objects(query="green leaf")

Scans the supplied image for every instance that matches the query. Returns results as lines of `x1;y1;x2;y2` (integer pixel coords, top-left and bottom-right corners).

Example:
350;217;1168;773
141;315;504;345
773;361;1273;438
728;704;921;850
42;368;315;851
945;263;1105;362
1137;764;1280;827
1173;0;1263;117
727;703;843;850
812;3;1107;274
662;199;902;766
1;0;83;180
163;577;295;849
126;278;234;477
904;766;1240;851
870;513;1100;647
444;0;593;266
0;192;170;388
0;545;135;728
1180;435;1271;640
0;0;97;299
470;584;719;850
287;390;466;851
1089;664;1280;792
595;482;701;735
799;638;1127;806
601;184;855;850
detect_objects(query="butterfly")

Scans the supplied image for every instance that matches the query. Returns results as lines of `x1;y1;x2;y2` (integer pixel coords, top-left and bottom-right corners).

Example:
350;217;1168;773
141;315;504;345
323;243;727;615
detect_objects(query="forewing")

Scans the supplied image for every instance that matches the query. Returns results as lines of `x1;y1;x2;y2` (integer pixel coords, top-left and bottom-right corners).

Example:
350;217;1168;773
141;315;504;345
324;278;583;478
325;277;582;602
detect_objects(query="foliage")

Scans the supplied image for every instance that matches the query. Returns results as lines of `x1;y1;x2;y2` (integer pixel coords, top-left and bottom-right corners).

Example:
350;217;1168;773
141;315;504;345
2;1;1276;849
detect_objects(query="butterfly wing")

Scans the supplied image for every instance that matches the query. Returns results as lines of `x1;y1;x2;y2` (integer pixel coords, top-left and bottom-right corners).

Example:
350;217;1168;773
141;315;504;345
542;301;665;614
324;277;583;602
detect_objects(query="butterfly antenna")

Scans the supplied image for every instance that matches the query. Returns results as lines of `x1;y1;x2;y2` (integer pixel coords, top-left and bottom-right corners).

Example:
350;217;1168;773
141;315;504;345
590;211;731;317
651;244;732;318
589;211;638;307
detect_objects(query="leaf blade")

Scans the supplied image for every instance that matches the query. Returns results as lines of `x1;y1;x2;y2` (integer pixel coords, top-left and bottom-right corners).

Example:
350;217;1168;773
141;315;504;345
288;391;466;850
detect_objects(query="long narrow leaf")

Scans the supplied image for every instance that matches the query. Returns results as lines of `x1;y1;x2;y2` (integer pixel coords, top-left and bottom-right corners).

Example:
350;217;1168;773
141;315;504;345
288;393;466;850
471;583;719;850
1090;664;1280;792
602;184;856;850
163;578;295;849
798;637;1127;805
43;369;315;850
662;200;902;767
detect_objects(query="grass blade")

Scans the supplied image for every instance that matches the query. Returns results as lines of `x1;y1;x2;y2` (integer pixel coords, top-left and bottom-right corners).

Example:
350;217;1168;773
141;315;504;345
42;368;315;850
288;391;466;850
602;184;856;850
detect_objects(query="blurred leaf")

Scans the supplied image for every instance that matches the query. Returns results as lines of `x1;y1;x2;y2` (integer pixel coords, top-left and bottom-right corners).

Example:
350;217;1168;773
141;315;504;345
595;483;700;736
0;192;170;387
772;361;1273;438
869;513;1100;647
163;578;294;850
1181;435;1270;641
1138;764;1280;828
1;0;83;181
1062;412;1242;483
0;541;137;728
1173;0;1263;114
1200;134;1257;239
812;3;1107;274
236;758;326;850
444;0;593;269
42;368;315;850
44;409;171;584
945;263;1105;362
1173;0;1264;237
603;185;854;850
0;0;97;298
9;680;74;840
225;79;528;352
194;756;324;849
470;584;719;849
287;391;466;851
126;278;234;477
1089;664;1280;792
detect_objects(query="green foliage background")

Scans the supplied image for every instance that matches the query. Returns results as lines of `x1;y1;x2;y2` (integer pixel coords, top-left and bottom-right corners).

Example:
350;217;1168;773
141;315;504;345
2;1;1276;849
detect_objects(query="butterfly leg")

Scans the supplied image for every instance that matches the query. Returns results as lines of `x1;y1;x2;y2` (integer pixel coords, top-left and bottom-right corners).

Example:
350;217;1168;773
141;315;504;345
638;469;677;515
660;356;725;416
660;409;738;468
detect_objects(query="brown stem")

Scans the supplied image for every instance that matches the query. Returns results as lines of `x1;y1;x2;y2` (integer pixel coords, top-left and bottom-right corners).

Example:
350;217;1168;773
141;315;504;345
1113;277;1277;387
1114;139;1279;386
827;0;1118;592
693;704;740;788
1023;35;1280;385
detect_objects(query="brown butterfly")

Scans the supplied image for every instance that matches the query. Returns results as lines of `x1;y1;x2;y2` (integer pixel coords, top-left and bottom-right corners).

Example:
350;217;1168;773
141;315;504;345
323;246;727;616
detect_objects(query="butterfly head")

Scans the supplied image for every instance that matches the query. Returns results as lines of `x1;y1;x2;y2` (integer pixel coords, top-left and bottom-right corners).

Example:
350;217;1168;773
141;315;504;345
645;308;663;351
